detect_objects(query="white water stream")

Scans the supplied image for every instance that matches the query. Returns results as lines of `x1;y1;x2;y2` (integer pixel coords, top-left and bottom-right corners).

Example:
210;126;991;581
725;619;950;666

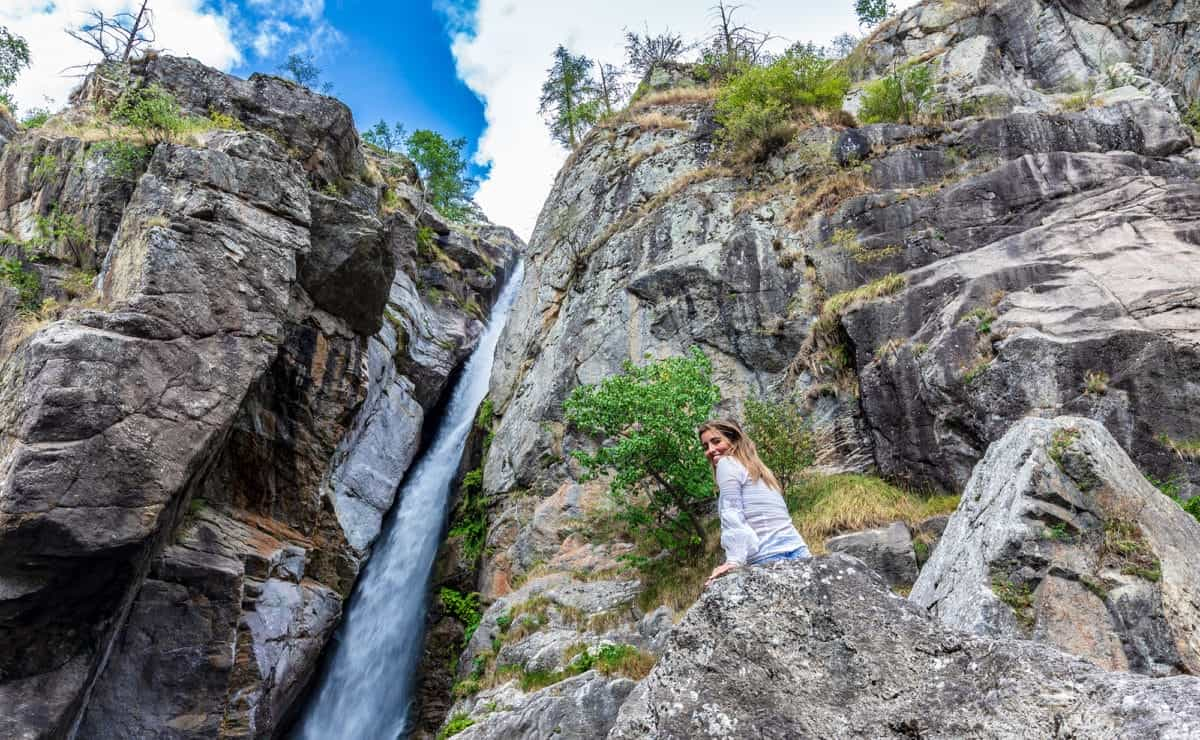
293;261;524;739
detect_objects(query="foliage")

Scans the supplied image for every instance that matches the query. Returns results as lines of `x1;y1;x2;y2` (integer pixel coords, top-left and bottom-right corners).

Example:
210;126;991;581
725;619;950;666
20;108;50;129
743;396;816;493
787;473;958;553
1184;100;1200;134
91;140;152;179
701;1;774;79
406;129;478;222
278;53;333;93
207;109;243;130
858;62;935;124
31;154;58;186
1048;427;1080;468
539;45;600;149
62;269;96;298
623;26;687;78
0;26;31;102
855;0;895;26
437;713;475;740
714;44;849;163
595;63;632;117
36;208;91;260
448;468;487;561
990;574;1035;629
0;258;41;311
363;119;406;153
564;348;721;557
439;588;483;643
829;32;861;59
111;83;183;142
1083;370;1109;395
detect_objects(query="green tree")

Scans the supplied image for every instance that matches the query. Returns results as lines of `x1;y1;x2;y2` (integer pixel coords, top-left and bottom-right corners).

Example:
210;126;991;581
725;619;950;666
278;53;333;93
564;348;722;555
623;26;687;79
0;26;31;110
111;83;183;142
539;45;600;149
363;119;406;153
855;0;895;27
742;396;817;495
405;129;477;222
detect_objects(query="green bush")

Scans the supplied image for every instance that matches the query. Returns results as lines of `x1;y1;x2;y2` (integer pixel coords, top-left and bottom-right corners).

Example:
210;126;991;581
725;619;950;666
32;208;90;264
91;140;152;179
564;347;721;558
715;46;849;162
0;257;41;311
858;62;935;124
448;467;487;561
30;153;57;186
1183;100;1200;134
111;83;184;142
437;713;475;740
20;107;49;129
743;396;817;493
439;588;483;643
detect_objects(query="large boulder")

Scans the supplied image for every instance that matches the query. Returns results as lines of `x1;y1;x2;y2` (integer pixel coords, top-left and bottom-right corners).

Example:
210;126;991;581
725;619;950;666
911;416;1200;676
609;555;1200;738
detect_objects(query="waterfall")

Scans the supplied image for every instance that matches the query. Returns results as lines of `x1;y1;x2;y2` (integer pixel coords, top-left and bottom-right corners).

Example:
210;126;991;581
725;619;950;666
292;261;524;739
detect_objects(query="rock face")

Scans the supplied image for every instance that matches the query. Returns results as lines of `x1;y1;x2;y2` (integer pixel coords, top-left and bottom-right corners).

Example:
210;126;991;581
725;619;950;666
825;521;918;588
433;0;1200;735
912;416;1200;676
0;56;519;739
610;555;1200;738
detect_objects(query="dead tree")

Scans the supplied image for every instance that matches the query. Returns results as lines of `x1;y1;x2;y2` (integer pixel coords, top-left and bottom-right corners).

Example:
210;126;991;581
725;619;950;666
66;0;155;71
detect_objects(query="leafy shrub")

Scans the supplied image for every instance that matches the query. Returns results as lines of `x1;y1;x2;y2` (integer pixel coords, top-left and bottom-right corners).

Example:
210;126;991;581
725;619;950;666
743;396;817;492
32;208;90;264
437;713;475;740
564;347;721;558
0;257;41;311
858;62;935;124
30;153;58;186
111;83;183;142
448;468;487;561
20;107;49;129
207;108;243;131
855;0;895;26
1183;100;1200;134
91;140;152;179
62;269;96;298
715;45;849;163
439;588;483;643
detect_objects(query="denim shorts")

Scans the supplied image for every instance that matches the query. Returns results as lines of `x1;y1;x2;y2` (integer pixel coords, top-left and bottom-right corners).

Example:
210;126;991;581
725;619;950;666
752;545;811;565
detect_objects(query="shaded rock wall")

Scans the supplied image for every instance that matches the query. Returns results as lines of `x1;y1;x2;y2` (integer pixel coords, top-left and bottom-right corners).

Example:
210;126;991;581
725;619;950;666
0;56;520;739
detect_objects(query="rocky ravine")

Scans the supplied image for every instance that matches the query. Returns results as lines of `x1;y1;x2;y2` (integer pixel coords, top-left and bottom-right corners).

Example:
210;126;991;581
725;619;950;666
0;56;519;738
429;0;1200;735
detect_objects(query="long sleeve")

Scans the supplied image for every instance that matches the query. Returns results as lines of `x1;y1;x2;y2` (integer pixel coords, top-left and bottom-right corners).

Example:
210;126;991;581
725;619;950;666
716;457;760;565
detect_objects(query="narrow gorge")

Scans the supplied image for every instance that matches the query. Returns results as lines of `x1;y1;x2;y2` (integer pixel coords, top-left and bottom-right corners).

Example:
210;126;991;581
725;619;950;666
0;0;1198;738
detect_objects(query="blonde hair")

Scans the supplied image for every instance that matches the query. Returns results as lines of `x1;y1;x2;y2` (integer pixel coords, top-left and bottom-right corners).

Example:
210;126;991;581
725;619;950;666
697;418;782;493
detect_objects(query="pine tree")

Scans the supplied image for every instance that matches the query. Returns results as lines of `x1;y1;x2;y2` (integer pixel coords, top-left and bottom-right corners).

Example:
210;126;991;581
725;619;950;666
538;45;599;149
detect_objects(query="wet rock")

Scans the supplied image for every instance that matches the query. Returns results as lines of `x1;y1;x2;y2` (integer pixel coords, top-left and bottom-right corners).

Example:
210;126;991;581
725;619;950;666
911;416;1200;675
609;555;1200;738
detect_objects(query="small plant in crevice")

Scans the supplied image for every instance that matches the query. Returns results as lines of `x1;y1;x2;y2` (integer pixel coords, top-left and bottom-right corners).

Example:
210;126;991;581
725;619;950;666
1083;370;1109;396
1100;517;1161;582
437;713;474;740
439;587;483;644
30;152;58;186
1048;427;1080;468
91;139;152;180
0;257;41;311
961;357;991;385
1157;432;1200;461
960;307;996;334
447;467;487;562
990;574;1035;630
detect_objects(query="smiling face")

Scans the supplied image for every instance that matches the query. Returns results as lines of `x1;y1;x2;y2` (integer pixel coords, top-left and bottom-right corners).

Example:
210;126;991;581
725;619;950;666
700;428;733;466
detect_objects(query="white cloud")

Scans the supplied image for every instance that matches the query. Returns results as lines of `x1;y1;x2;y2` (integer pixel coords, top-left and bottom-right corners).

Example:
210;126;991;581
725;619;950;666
2;0;241;114
446;1;918;241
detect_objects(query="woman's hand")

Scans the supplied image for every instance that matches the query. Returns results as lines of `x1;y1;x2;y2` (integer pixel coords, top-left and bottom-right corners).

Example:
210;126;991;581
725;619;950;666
705;562;738;588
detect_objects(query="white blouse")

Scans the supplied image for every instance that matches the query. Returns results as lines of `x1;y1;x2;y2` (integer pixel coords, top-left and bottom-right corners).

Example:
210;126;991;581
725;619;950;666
716;456;808;565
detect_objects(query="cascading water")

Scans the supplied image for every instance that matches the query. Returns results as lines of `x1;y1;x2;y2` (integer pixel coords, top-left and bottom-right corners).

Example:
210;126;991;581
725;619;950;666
292;261;524;739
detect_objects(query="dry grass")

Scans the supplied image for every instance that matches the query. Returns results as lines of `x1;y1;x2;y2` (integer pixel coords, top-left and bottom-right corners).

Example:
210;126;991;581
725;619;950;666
820;273;907;319
788;473;960;554
625;142;667;170
732;180;793;216
1159;433;1200;460
631;112;690;132
629;85;720;111
786;170;872;230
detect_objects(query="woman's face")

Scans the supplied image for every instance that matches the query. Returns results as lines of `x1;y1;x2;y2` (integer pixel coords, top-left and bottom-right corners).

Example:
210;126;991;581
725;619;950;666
700;428;733;466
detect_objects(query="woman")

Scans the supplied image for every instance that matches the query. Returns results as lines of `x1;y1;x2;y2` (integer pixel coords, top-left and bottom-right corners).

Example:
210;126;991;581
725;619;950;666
698;419;810;587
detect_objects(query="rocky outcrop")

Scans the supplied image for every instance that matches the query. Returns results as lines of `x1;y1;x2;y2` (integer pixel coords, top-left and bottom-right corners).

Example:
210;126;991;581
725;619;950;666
912;416;1200;676
0;56;519;739
610;555;1200;738
854;0;1198;114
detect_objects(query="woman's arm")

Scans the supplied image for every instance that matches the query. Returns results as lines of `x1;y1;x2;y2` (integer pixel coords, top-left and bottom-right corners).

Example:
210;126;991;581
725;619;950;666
707;458;760;587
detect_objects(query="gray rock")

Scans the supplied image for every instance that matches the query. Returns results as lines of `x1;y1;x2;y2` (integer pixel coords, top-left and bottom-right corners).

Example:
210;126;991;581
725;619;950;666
911;416;1200;675
119;55;365;185
451;671;635;740
609;555;1200;738
832;129;870;167
825;521;918;588
303;190;393;335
